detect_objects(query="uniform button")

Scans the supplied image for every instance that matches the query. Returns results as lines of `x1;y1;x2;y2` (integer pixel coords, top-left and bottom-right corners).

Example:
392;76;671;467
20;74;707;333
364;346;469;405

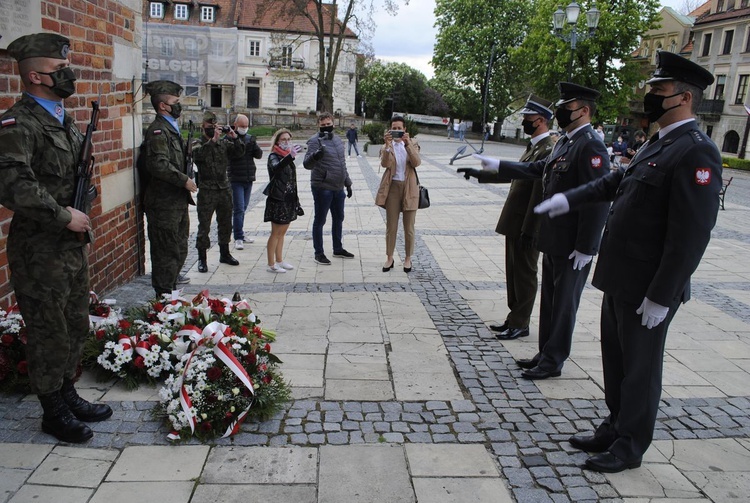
617;188;623;195
603;228;609;234
609;208;614;215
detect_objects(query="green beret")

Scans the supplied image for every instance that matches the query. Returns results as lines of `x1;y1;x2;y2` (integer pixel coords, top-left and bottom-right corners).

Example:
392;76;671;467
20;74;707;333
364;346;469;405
144;80;183;97
202;111;217;124
7;33;71;62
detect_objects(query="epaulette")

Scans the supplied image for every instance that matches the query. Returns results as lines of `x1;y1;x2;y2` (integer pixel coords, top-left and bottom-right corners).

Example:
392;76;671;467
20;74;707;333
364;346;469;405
1;118;17;128
690;130;705;143
584;130;593;140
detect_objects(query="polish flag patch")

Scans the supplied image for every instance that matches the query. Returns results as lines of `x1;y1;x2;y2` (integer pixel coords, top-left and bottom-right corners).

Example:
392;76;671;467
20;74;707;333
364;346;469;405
1;118;16;127
590;155;603;169
153;129;162;135
695;168;711;185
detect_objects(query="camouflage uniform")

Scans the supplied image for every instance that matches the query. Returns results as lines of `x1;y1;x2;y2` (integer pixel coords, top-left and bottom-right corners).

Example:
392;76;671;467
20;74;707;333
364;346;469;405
143;113;193;295
0;94;89;395
193;134;244;250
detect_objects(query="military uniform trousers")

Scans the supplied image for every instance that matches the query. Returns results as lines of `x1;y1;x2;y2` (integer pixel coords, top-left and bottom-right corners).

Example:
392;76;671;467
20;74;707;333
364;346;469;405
536;253;592;372
504;236;540;328
147;208;189;295
196;187;233;250
12;248;89;395
592;293;679;462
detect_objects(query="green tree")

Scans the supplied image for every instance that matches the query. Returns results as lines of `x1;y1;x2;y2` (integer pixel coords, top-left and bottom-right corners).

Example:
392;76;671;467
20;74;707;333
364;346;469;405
431;0;531;125
359;61;442;118
511;0;661;122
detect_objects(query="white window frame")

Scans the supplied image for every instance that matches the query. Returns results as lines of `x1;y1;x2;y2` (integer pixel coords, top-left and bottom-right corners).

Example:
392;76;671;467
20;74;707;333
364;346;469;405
200;6;215;23
149;2;164;18
277;81;294;105
174;4;189;20
281;46;293;67
722;29;734;55
248;39;261;57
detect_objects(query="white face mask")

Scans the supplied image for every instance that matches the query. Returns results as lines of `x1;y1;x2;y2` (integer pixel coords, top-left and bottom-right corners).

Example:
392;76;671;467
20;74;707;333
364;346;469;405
236;127;249;135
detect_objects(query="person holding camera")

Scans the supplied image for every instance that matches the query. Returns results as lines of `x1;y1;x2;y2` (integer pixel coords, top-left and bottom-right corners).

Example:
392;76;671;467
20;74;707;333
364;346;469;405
304;112;354;265
264;128;303;273
375;116;421;273
193;111;245;272
228;113;263;250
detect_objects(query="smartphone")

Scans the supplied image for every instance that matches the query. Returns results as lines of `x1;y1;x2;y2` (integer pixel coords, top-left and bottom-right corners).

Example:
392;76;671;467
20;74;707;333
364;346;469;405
390;130;405;138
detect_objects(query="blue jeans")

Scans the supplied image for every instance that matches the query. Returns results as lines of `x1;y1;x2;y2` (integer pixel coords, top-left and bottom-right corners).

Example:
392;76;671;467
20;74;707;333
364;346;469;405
231;181;253;240
348;141;360;156
312;187;345;255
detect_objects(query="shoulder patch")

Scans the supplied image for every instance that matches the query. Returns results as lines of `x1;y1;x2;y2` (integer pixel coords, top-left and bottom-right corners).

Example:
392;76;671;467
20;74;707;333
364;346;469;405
590;155;603;169
1;118;17;128
584;131;593;140
695;168;711;185
152;129;162;135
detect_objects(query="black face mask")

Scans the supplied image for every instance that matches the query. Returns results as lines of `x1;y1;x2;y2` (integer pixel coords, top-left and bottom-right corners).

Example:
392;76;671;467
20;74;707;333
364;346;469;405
521;119;540;136
554;106;584;129
204;128;215;138
166;102;182;119
38;67;76;99
319;125;334;134
643;92;683;123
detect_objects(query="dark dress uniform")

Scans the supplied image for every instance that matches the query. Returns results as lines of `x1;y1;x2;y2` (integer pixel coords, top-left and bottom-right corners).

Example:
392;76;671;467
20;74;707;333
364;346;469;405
565;120;722;462
478;135;554;330
492;123;610;372
143;113;193;295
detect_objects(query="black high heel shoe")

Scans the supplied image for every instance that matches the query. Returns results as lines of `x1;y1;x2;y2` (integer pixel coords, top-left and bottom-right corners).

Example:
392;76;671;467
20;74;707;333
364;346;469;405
383;260;394;272
403;263;412;273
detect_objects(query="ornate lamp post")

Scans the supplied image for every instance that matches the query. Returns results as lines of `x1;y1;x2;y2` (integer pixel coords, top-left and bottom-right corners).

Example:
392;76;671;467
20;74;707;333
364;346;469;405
552;2;601;80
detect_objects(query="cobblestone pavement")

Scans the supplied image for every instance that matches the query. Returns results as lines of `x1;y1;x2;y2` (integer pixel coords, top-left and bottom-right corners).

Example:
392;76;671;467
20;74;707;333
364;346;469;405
1;135;749;502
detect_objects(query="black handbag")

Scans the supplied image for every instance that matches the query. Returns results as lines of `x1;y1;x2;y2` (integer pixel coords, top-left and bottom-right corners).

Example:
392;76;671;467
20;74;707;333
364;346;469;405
415;171;430;209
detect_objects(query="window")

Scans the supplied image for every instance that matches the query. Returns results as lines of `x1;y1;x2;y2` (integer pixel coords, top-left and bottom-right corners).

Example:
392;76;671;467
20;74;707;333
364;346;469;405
745;29;750;52
174;4;188;20
246;78;260;108
714;75;726;100
185;38;198;58
201;6;215;22
717;0;724;11
702;33;712;57
735;75;749;105
706;125;713;138
211;41;224;58
642;43;650;57
161;38;174;57
722;30;734;54
184;75;199;97
149;2;164;18
652;42;662;65
669;39;677;53
248;40;261;57
722;131;740;154
281;46;293;67
277;81;294;105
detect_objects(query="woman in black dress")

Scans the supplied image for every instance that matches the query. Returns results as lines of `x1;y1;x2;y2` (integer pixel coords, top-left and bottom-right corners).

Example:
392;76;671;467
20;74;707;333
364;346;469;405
265;128;302;273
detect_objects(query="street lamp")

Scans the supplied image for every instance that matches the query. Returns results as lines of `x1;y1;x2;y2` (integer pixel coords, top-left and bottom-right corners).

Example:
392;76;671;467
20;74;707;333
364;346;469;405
552;1;600;80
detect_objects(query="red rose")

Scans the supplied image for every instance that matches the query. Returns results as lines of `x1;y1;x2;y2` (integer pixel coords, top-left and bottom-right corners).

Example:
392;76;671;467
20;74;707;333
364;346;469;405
207;366;222;381
16;360;28;375
153;302;164;312
201;421;212;432
252;326;263;336
264;343;271;352
240;326;249;335
118;320;131;330
225;411;234;418
1;334;14;346
133;356;145;368
190;309;199;318
148;334;158;345
245;352;257;365
95;330;106;340
262;374;272;384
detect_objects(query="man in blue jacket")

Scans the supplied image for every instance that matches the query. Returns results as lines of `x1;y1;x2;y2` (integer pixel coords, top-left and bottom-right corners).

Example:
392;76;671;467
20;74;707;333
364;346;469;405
304;112;354;265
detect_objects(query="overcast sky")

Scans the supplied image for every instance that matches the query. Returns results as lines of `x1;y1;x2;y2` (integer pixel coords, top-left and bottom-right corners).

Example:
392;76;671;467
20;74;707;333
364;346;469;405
371;0;690;80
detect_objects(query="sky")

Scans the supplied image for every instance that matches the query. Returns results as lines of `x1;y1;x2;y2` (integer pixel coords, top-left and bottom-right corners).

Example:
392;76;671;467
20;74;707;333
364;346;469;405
371;0;690;80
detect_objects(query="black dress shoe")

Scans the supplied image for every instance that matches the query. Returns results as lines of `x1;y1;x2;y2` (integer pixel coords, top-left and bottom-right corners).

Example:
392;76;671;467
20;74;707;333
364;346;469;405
403;266;412;273
569;434;613;453
489;322;509;332
521;366;561;380
515;358;539;369
585;451;642;473
496;326;529;340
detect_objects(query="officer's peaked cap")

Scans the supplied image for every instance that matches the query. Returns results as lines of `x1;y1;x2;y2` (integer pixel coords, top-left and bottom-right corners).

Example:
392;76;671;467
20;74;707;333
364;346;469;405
519;94;554;120
646;51;714;90
555;82;601;106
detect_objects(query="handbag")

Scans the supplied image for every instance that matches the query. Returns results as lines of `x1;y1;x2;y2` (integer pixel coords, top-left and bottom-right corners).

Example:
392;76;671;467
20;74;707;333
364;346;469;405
415;170;430;209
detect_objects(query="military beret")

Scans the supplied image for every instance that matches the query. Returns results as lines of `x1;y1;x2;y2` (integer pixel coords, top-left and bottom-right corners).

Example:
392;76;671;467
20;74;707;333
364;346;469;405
555;82;601;106
646;51;714;90
202;111;217;124
7;33;70;62
519;94;554;120
144;80;183;97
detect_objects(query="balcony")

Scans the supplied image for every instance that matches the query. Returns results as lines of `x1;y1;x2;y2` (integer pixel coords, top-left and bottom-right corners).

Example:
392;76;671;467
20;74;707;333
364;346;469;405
697;99;724;121
268;57;305;70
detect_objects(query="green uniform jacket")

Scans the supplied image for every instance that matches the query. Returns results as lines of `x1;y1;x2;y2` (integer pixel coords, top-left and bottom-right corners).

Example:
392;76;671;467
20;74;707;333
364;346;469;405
193;135;244;190
143;114;193;211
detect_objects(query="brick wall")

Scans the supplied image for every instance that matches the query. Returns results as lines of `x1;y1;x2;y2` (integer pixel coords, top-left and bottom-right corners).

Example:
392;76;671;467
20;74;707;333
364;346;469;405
0;0;144;308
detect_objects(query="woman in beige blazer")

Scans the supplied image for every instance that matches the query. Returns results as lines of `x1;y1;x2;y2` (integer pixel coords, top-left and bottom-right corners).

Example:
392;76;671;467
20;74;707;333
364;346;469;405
375;116;421;272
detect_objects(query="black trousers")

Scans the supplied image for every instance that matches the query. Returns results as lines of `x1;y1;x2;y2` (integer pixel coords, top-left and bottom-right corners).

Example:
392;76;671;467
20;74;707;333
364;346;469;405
535;253;591;371
593;293;678;461
504;235;540;328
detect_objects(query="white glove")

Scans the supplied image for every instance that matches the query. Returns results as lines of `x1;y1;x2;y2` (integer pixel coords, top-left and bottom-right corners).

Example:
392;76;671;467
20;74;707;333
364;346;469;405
636;297;669;329
535;193;570;217
472;154;499;171
568;250;593;270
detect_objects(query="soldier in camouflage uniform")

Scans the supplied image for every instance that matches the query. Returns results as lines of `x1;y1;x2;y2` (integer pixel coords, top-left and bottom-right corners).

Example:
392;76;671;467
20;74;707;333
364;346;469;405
141;80;197;295
193;111;244;272
0;33;112;443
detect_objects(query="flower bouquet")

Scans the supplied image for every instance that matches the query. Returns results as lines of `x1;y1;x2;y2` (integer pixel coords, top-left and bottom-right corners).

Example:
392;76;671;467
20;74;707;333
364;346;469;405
0;307;29;392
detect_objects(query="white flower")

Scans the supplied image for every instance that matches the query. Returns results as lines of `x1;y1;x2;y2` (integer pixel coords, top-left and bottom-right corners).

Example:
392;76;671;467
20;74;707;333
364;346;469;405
232;387;240;396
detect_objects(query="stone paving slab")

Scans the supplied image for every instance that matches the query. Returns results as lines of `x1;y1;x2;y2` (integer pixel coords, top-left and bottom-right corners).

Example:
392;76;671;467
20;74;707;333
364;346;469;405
27;446;117;488
202;446;317;484
107;446;209;481
89;482;194;503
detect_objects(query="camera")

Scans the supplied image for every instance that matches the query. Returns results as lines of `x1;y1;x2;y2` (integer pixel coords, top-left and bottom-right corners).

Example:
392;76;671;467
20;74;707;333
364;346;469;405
221;126;232;133
390;130;405;138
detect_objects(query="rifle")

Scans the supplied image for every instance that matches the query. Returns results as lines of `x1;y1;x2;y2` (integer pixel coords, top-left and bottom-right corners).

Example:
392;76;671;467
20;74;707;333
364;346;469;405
73;96;100;240
185;120;195;181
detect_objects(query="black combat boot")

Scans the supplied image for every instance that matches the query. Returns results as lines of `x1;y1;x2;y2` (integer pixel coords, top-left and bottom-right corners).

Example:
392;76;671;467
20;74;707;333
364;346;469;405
198;249;208;273
61;379;113;422
38;391;93;443
219;244;239;266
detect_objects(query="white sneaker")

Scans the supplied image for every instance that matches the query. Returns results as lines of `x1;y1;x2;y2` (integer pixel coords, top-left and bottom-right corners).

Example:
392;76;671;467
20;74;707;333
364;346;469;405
235;240;244;250
277;261;294;270
245;237;255;243
357;155;362;158
267;264;286;273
